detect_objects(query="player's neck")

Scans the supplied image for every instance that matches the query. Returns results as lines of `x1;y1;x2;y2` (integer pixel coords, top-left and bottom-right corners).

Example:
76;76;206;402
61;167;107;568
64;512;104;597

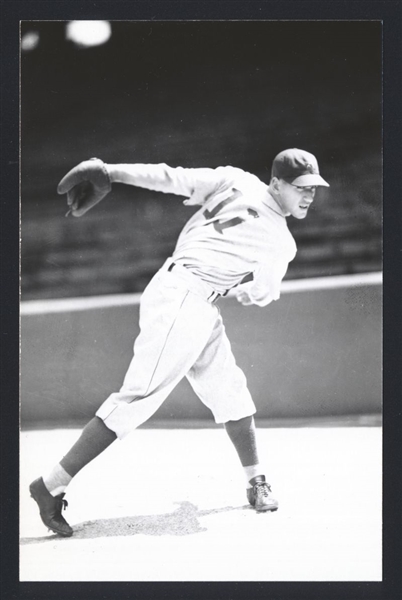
266;187;289;217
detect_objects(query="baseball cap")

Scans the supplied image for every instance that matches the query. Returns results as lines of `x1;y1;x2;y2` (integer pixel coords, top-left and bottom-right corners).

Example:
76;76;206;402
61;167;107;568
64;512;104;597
271;148;329;187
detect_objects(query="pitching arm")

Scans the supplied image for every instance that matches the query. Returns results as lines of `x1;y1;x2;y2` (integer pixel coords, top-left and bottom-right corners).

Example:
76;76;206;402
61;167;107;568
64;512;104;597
235;254;291;307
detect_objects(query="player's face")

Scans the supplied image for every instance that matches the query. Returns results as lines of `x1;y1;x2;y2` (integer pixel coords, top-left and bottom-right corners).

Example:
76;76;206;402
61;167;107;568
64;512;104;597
276;181;317;219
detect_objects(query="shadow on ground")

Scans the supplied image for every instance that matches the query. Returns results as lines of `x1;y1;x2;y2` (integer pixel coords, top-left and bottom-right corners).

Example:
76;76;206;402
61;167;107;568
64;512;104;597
21;501;254;544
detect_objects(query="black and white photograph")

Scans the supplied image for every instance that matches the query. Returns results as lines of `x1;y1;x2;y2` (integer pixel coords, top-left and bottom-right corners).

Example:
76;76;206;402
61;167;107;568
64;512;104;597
19;17;384;583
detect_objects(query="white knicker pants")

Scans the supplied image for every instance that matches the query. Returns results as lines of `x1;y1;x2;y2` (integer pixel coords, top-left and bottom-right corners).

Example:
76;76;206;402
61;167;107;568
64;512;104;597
96;261;256;439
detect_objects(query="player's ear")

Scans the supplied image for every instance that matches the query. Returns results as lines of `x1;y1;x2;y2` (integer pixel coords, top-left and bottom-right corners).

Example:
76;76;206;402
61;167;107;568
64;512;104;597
270;177;281;193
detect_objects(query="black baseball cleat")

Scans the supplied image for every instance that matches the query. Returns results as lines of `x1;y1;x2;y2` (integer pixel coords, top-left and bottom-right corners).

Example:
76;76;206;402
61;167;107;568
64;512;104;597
247;475;279;512
29;477;73;537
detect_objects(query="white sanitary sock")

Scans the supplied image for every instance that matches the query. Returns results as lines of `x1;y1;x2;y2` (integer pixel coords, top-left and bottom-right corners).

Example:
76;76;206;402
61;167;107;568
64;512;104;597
42;463;72;497
244;464;264;488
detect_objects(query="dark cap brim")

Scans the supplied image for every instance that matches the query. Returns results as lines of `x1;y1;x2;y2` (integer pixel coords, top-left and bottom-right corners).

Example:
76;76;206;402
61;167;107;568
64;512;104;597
289;173;330;187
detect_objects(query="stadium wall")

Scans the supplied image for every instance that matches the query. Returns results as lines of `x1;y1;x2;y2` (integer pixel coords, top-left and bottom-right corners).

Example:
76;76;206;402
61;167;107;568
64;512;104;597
20;273;382;425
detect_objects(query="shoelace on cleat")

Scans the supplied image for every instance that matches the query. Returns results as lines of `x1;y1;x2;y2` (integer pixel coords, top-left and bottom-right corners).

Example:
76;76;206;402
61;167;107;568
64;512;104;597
56;496;68;511
255;482;271;497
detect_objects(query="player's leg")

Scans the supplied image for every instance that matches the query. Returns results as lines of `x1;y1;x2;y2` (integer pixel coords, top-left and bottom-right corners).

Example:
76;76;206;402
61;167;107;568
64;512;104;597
224;415;259;476
30;271;219;535
224;415;278;512
29;416;116;537
186;314;278;512
95;271;220;437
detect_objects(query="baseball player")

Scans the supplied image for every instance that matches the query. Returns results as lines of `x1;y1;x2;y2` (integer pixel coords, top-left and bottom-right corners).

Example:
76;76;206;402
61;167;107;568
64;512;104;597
29;148;329;537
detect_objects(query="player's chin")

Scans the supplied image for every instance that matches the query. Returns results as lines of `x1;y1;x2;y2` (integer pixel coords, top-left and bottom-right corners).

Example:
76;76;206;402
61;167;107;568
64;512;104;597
294;207;309;219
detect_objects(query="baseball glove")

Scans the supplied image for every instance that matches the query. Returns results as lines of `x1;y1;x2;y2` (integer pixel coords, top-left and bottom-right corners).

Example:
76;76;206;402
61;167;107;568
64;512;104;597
57;157;112;217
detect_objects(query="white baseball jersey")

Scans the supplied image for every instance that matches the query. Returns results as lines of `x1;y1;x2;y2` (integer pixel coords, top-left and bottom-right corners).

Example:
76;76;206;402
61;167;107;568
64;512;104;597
97;162;299;436
108;163;297;306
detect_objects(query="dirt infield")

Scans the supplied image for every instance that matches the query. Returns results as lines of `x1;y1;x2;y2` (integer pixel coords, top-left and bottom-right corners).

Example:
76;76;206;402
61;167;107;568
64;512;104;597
20;426;382;581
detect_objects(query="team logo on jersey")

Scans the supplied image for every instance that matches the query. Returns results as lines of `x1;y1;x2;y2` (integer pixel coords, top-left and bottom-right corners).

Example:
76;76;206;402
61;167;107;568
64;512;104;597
203;189;259;234
203;189;243;220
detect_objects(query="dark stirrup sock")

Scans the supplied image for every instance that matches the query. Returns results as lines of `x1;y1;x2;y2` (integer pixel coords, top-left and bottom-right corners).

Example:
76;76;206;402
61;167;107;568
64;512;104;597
60;416;117;477
224;415;259;467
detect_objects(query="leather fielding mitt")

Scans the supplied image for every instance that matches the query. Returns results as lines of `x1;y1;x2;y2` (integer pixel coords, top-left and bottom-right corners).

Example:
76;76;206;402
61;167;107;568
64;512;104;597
57;157;112;217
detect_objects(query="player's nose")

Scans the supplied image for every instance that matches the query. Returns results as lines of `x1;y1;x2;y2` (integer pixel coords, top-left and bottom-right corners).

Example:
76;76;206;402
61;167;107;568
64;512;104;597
303;190;316;202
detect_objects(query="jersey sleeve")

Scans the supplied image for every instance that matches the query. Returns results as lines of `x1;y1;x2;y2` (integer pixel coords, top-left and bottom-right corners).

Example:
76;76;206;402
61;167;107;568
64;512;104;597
106;163;238;205
237;252;292;307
